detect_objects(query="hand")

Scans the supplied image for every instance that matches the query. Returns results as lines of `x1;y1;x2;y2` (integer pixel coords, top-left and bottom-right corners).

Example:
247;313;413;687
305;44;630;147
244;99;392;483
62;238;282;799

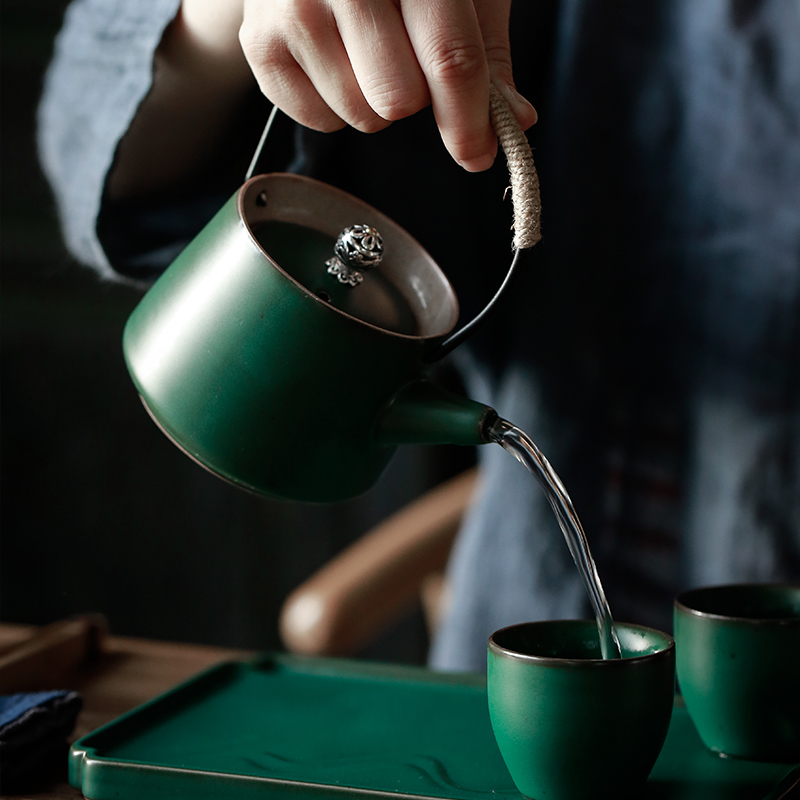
183;0;536;172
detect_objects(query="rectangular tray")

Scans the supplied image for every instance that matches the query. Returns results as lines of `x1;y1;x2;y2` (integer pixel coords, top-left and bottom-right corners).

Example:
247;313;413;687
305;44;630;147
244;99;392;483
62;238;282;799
70;654;800;800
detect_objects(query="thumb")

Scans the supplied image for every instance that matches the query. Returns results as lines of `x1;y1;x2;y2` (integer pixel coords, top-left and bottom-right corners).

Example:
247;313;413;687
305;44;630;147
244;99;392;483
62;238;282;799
474;0;537;130
492;80;537;130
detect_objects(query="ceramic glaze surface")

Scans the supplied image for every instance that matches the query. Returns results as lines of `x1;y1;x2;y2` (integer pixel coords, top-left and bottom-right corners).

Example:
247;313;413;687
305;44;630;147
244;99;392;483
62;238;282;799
123;174;494;501
675;584;800;761
487;620;675;800
69;655;799;800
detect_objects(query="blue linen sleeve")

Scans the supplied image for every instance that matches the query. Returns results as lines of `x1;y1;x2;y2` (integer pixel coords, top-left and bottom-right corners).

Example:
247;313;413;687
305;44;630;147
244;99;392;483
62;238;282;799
37;0;183;281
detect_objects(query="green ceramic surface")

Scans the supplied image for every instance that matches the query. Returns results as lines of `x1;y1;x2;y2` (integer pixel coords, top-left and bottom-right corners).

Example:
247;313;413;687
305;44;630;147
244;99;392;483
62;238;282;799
674;583;800;762
123;174;495;502
487;620;675;800
69;654;799;800
71;655;517;800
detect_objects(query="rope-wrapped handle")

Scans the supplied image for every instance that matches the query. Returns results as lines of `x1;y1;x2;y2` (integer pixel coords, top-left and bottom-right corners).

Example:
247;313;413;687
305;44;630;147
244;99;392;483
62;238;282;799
489;85;542;250
432;89;541;360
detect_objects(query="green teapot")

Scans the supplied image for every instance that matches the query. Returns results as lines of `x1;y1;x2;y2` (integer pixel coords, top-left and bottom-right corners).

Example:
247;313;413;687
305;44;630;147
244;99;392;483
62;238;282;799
123;94;540;502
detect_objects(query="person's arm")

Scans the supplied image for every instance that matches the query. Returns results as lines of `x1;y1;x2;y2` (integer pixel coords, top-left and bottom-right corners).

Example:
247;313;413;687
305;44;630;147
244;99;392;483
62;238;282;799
110;0;538;200
106;2;254;199
39;0;535;275
38;0;191;276
38;0;262;277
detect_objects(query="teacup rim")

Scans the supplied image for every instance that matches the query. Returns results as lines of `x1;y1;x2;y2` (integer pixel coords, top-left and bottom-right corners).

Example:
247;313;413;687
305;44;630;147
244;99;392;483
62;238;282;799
675;582;800;624
488;619;675;667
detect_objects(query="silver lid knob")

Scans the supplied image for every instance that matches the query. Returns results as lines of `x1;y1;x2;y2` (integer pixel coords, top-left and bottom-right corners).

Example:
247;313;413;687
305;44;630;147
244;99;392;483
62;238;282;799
326;224;384;287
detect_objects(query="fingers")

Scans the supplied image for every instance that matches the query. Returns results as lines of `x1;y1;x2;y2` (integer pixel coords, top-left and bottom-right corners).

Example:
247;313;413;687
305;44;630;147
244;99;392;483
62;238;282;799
473;0;537;131
240;0;352;132
336;1;430;122
239;0;536;170
403;0;537;168
400;0;493;171
240;0;425;134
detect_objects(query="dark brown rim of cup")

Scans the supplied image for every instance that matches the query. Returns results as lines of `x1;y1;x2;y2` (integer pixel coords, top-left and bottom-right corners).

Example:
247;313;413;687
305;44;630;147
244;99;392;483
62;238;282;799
675;583;800;625
488;620;674;667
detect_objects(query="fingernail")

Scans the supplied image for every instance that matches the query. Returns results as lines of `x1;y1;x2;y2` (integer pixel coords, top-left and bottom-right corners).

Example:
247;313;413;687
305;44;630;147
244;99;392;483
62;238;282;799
502;85;538;127
459;152;496;172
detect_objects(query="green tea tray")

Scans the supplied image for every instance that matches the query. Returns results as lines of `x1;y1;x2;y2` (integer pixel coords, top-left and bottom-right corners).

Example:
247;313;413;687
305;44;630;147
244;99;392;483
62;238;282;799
70;654;800;800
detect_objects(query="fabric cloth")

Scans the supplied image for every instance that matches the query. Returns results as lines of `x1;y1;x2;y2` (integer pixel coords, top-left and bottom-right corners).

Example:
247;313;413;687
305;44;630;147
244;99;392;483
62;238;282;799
0;691;83;792
39;0;800;673
38;0;182;279
433;0;800;670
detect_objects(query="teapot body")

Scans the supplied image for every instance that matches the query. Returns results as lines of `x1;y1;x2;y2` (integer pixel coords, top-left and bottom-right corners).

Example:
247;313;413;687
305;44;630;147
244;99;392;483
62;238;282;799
123;175;494;501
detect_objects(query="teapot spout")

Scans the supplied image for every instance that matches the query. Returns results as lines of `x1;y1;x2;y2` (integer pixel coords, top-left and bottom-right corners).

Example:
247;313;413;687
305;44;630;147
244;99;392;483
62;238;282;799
376;381;497;448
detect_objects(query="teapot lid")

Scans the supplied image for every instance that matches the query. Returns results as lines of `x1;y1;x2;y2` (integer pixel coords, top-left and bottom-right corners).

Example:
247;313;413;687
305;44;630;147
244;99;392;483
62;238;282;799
239;173;460;339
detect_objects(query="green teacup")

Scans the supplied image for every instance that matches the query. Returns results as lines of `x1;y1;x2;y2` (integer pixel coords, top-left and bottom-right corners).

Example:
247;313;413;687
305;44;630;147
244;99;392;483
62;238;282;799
674;583;800;761
487;620;675;800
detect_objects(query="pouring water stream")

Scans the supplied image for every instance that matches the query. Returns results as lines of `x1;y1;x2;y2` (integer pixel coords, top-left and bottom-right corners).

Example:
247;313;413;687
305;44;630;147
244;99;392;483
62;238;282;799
489;418;622;659
250;100;622;657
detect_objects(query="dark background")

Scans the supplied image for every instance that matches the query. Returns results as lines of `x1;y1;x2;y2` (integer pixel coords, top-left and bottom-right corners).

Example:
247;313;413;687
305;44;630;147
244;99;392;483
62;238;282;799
0;0;472;661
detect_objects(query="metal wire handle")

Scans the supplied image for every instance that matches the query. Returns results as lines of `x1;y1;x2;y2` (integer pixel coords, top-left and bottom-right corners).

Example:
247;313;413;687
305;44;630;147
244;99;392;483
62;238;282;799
245;104;280;182
244;89;542;362
245;89;542;247
431;87;541;360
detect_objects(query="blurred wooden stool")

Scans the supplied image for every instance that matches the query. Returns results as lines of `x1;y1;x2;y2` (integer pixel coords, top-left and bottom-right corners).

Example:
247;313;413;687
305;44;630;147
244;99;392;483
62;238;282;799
279;467;479;657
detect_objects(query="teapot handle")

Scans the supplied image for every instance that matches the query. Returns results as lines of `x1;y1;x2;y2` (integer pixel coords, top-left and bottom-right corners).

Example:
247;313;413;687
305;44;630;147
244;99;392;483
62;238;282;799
428;85;542;362
246;89;542;363
487;84;542;252
245;103;280;182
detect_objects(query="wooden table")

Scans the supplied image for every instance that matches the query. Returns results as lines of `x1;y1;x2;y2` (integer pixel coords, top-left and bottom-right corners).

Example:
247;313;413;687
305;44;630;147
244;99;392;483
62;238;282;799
0;622;252;799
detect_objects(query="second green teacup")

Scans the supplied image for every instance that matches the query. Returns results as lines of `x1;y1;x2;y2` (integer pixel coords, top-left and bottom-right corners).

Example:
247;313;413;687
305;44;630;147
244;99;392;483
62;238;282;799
487;620;675;800
674;583;800;762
